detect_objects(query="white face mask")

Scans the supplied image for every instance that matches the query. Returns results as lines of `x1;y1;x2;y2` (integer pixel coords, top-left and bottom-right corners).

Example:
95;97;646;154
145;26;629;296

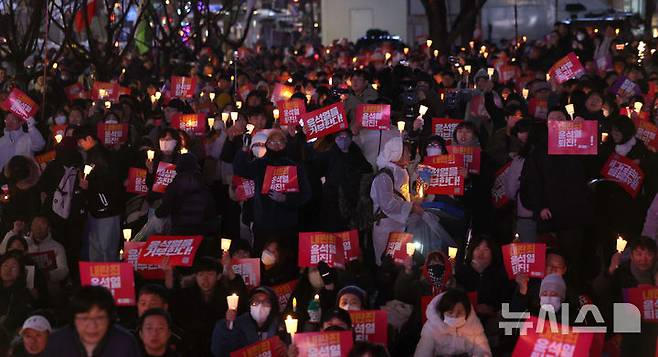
250;305;271;325
426;147;442;157
261;250;276;266
339;303;359;311
159;139;177;153
540;296;562;312
252;146;267;158
105;119;119;124
54;115;67;125
308;269;325;289
443;315;466;328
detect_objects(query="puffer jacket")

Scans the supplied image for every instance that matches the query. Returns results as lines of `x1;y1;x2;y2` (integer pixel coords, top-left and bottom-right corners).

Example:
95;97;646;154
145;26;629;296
414;292;492;357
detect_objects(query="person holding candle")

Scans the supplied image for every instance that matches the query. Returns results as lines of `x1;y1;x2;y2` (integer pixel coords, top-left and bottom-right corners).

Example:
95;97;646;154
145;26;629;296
74;126;124;262
210;286;287;357
167;256;246;357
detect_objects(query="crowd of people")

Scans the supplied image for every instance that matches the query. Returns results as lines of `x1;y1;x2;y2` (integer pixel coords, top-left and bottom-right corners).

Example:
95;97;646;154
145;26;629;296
0;20;656;357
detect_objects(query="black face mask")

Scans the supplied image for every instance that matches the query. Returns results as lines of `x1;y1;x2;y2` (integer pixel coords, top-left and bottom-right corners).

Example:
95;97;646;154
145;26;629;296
267;148;286;159
427;263;446;289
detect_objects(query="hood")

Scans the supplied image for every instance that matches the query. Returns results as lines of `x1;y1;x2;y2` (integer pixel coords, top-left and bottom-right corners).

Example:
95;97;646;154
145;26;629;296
376;135;403;170
422;251;453;296
425;291;484;335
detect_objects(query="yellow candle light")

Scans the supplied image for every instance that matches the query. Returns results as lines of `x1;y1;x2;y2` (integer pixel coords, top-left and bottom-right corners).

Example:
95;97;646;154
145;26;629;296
221;238;232;252
273;108;280;120
54;134;63;144
122;229;131;241
146;150;155;161
616;235;627;253
406;242;415;256
397;121;405;133
448;247;458;260
285;315;298;336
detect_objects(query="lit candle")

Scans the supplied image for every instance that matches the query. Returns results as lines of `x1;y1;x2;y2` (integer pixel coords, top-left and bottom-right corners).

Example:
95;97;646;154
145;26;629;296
285;315;298;336
154;91;162;100
207;117;215;129
448;247;458;260
146;150;155;161
426;39;432;48
292;297;297;312
433;50;439;57
246;124;255;135
98;89;107;98
119;249;123;258
180;147;188;154
122;229;131;241
221;238;232;252
406;242;415;256
565;104;574;119
419;105;428;117
209;92;216;101
616;235;627;253
221;112;229;125
104;101;111;109
230;111;238;122
226;293;239;330
236;101;242;109
305;94;312;102
403;47;409;55
385;52;392;61
418;184;424;198
522;88;529;99
83;165;93;180
615;28;620;35
150;95;157;104
601;132;609;142
397;121;405;133
487;68;494;79
273;109;280;120
54;134;63;144
634;102;643;113
464;65;471;73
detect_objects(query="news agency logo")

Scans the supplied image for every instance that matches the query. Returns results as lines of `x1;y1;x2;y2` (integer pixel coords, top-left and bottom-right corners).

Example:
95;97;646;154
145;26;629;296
499;303;642;335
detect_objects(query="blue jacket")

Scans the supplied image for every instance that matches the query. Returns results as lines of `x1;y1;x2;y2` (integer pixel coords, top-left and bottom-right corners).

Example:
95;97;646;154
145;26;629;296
42;324;142;357
210;312;282;357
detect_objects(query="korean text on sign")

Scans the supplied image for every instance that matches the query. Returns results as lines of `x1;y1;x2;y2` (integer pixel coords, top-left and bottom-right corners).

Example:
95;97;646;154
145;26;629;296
356;104;391;130
549;52;585;84
301;102;348;140
624;286;658;322
502;243;546;279
512;317;594;357
349;310;388;345
171;76;197;98
137;235;203;267
385;232;413;264
601;153;645;198
272;280;298;310
298;232;345;268
230;336;285;357
97;123;129;145
127;168;148;194
1;88;38;120
492;161;512;208
547;120;598;155
262;166;299;194
431;118;462;144
79;262;135;306
277;99;307;126
152;162;177;193
123;242;164;280
293;331;353;357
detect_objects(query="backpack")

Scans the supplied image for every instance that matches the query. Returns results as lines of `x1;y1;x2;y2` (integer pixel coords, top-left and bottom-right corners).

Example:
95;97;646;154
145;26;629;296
352;168;405;231
52;166;78;219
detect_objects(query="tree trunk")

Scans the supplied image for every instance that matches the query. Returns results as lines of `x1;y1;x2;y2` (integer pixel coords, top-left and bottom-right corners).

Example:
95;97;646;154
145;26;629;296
645;0;656;41
421;0;449;53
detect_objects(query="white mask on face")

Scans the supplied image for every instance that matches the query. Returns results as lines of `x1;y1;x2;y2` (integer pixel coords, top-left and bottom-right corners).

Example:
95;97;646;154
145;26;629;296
261;250;276;266
105;118;119;124
250;305;271;325
443;315;466;328
426;147;442;157
159;139;177;153
54;115;67;125
540;296;562;312
308;269;325;289
252;146;267;158
340;303;359;311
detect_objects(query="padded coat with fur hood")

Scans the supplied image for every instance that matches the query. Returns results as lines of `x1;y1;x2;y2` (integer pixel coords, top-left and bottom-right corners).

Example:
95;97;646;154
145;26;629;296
414;291;492;357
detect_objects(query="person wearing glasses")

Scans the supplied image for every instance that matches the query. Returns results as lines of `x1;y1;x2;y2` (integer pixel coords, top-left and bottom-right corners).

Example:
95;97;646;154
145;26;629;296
210;286;287;357
42;285;140;357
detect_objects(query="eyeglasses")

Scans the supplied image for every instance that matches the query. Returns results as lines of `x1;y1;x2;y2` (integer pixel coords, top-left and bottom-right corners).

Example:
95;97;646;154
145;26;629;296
250;300;272;308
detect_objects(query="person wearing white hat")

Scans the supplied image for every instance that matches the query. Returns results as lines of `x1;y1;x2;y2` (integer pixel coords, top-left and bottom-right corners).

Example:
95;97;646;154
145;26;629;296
15;314;51;356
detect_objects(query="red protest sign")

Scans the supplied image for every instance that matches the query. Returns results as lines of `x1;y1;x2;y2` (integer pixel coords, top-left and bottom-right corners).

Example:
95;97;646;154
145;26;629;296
335;230;360;262
1;88;38;120
293;331;353;357
349;310;388;345
97;123;129;145
64;83;88;101
35;151;56;169
271;83;294;103
356;104;391;130
298;232;345;268
512;317;594;357
118;86;131;97
261;166;299;194
170;76;197;99
528;98;548;120
277;99;307;126
492;161;513;209
418;155;465;196
502;243;546;279
232;176;255;201
123;242;164;280
91;81;120;101
231;258;261;289
28;251;57;272
431;118;462;144
152;162;177;193
79;262;135;306
601;153;645;198
272;280;298;310
447;146;481;173
171;113;205;136
624;286;658;322
635;120;658;151
301;102;349;140
385;232;413;264
138;235;203;267
126;167;148;194
547;120;598;155
230;336;286;357
549;52;585;84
